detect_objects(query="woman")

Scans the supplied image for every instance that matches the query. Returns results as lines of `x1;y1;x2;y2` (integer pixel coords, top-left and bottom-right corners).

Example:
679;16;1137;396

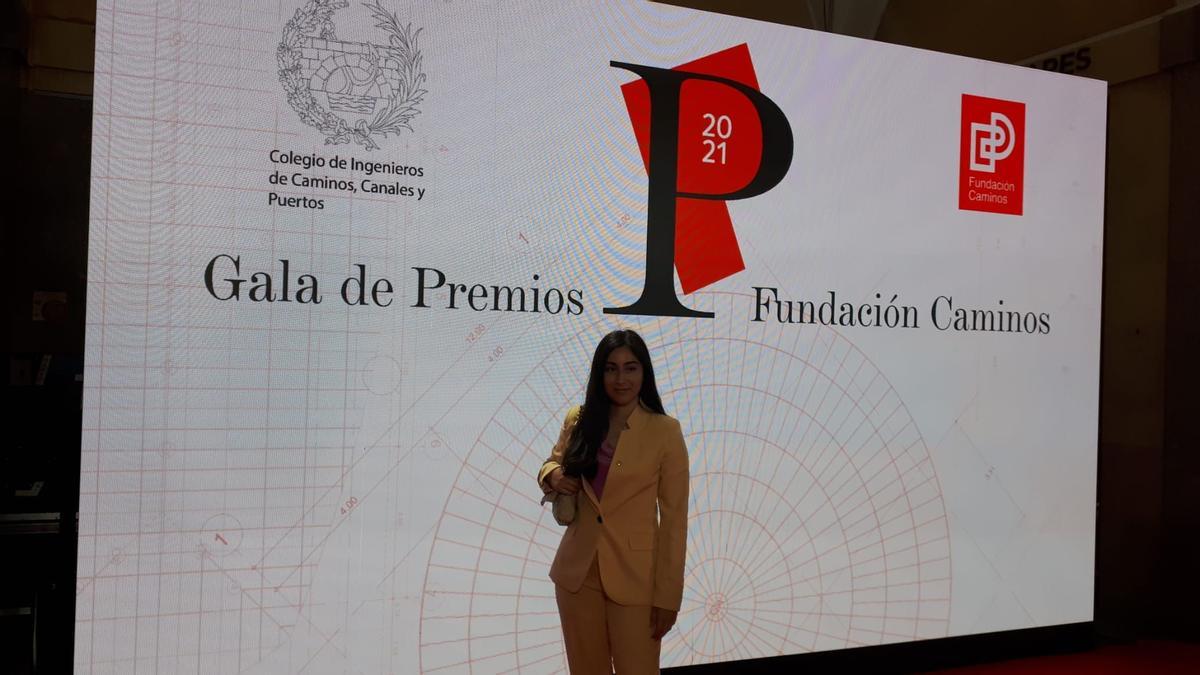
537;329;689;674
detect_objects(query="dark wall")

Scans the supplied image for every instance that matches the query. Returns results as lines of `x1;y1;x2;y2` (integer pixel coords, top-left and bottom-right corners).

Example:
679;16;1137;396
1;87;91;675
1095;72;1171;639
1163;60;1200;641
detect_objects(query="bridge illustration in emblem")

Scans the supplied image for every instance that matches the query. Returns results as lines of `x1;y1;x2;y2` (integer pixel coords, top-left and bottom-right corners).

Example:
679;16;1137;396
296;36;405;114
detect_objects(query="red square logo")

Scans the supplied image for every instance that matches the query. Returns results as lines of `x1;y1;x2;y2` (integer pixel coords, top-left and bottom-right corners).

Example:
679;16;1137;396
959;94;1025;215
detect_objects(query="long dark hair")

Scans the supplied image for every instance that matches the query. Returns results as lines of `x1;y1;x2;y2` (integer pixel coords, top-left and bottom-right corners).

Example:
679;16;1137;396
562;329;666;478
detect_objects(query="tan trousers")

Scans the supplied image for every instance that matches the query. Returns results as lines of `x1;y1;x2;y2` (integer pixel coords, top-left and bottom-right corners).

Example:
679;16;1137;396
555;556;661;674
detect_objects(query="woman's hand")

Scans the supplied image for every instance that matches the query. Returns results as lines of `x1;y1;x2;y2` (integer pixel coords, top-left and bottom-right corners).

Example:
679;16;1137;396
548;467;581;495
649;606;678;640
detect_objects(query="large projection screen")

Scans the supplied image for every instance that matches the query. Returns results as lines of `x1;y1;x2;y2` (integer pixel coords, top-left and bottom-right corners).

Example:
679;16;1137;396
77;1;1105;672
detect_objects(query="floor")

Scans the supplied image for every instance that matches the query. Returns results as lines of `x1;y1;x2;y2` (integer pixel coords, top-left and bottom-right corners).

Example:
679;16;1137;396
925;640;1200;674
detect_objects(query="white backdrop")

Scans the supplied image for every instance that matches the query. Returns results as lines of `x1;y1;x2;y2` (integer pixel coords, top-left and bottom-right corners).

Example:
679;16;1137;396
77;1;1104;672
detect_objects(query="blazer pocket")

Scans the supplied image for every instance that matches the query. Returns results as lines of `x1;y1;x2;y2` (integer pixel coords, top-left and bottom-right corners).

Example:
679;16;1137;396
629;533;655;551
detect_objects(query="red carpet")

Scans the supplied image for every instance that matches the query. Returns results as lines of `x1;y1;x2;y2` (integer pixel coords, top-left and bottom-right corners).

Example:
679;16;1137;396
925;641;1200;674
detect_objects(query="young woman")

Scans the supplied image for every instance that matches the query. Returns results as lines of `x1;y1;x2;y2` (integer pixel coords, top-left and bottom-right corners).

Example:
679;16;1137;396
537;329;690;674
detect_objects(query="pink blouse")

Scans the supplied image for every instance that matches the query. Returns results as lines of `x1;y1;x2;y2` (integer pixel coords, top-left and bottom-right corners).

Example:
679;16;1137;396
590;440;616;499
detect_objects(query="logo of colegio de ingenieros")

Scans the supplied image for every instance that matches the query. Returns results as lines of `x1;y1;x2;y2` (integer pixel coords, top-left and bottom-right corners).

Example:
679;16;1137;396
277;0;426;151
606;44;795;319
959;94;1025;215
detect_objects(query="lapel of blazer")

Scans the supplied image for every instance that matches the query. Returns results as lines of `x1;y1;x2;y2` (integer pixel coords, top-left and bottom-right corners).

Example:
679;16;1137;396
600;402;650;510
581;474;601;514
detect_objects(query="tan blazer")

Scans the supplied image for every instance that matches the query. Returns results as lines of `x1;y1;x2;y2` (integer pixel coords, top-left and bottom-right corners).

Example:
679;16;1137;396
538;403;689;611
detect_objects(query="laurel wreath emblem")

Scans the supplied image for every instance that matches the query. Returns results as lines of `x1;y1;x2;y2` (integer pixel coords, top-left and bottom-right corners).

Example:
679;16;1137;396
277;0;427;150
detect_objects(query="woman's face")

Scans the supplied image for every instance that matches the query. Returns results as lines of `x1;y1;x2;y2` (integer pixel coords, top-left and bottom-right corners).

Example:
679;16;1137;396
604;346;643;407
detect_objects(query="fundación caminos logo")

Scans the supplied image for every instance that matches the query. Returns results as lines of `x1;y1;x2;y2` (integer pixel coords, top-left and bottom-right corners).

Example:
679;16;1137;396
606;44;794;319
277;0;427;150
959;94;1025;215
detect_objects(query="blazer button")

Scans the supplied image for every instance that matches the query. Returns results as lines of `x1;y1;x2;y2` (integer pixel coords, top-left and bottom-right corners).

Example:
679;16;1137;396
616;461;622;468
597;516;603;524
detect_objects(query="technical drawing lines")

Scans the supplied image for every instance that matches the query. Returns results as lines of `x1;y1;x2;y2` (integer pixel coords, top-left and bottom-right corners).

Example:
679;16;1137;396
418;293;951;671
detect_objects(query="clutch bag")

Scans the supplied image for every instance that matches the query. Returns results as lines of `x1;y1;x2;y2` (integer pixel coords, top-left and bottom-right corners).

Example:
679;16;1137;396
541;490;577;526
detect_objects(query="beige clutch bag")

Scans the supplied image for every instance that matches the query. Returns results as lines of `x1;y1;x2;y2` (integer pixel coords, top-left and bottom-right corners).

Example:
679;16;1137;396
541;490;577;526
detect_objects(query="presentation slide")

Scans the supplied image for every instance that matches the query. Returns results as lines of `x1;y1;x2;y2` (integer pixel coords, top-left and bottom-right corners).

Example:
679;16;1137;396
76;1;1105;672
